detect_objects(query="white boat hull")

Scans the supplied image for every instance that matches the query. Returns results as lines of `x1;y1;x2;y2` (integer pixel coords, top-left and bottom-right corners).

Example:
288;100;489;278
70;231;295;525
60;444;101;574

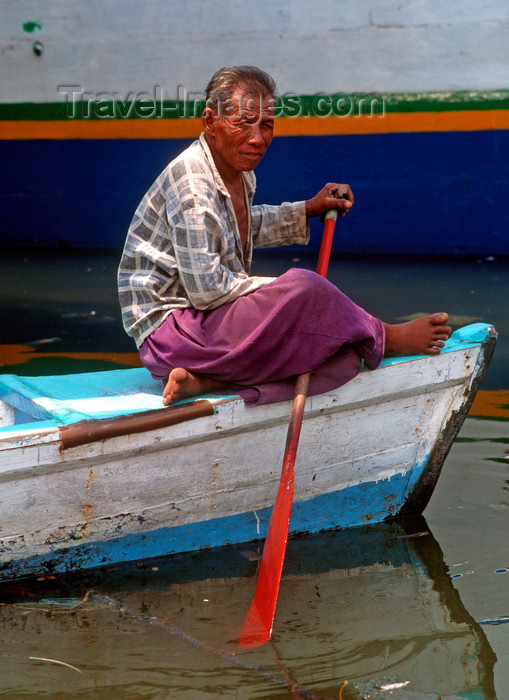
0;324;496;581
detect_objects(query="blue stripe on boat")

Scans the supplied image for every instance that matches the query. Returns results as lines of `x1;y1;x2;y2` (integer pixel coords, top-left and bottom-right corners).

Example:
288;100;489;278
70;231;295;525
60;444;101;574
0;458;426;582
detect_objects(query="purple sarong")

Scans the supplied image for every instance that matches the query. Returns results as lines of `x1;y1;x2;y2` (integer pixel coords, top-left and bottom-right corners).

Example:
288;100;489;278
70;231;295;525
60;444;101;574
139;268;385;406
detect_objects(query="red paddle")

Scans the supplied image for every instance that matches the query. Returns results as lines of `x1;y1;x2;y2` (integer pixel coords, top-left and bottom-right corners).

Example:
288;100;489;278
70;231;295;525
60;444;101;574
237;209;339;649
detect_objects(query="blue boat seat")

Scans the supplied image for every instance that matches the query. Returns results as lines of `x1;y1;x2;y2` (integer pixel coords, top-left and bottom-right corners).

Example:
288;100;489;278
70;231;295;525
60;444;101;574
0;367;170;425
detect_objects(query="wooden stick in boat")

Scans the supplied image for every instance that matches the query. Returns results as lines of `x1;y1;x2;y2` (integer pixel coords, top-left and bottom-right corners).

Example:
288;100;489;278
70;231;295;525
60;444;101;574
59;400;215;450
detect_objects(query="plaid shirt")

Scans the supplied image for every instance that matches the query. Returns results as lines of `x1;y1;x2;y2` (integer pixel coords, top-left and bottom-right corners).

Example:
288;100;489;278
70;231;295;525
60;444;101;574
118;133;309;347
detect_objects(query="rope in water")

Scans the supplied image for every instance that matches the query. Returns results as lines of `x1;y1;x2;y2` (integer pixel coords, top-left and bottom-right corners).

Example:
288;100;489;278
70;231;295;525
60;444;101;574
86;592;329;700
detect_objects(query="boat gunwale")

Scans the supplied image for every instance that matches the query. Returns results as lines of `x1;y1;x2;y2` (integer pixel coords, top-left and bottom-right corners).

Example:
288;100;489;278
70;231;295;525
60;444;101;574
0;343;484;466
0;333;492;473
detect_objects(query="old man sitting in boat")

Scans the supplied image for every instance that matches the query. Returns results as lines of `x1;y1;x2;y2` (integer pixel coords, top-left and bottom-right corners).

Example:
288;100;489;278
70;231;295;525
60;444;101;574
118;65;451;407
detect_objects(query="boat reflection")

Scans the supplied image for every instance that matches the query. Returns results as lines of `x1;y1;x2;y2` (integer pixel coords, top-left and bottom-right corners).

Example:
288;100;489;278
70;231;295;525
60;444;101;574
0;517;497;699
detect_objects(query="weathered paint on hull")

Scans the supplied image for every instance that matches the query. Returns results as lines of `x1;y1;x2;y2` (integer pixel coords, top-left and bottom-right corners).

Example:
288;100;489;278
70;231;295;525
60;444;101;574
0;458;428;582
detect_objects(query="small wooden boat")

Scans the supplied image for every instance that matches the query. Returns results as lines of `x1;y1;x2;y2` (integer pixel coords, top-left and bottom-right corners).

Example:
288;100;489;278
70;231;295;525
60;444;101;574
0;323;496;582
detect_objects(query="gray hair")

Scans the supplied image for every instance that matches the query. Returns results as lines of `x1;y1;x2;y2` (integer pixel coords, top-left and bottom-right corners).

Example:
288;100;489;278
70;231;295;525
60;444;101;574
205;65;277;114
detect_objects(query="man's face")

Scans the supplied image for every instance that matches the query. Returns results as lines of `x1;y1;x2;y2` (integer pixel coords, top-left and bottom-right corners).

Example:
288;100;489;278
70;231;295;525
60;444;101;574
205;88;275;175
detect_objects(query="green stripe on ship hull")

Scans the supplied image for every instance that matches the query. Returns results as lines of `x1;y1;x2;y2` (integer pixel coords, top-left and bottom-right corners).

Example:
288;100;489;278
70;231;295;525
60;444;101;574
1;89;509;121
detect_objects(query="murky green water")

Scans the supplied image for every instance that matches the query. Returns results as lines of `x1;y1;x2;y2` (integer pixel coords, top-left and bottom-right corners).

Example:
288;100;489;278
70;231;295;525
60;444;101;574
0;251;508;698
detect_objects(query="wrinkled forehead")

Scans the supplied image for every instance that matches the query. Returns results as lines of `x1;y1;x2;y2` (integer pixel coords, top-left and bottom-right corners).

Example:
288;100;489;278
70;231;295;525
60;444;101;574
218;88;276;119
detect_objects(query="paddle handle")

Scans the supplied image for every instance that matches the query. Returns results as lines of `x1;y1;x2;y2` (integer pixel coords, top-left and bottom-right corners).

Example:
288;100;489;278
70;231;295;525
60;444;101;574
316;210;338;278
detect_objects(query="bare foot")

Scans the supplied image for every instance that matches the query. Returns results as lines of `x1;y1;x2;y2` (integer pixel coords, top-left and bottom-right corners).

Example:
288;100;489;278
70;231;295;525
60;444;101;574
383;313;452;357
162;368;230;405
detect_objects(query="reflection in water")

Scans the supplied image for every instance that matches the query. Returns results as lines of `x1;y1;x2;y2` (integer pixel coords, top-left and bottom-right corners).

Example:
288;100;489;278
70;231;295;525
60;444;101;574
0;518;497;699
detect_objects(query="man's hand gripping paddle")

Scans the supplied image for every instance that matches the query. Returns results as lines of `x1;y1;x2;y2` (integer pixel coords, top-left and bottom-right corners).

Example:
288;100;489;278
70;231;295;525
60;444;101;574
237;210;339;649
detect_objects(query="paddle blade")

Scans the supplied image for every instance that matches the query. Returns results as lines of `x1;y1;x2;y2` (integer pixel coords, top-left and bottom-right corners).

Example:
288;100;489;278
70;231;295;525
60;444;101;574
237;461;295;648
237;378;308;649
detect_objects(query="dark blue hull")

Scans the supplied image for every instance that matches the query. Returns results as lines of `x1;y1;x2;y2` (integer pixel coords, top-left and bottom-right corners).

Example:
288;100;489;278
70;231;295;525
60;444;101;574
2;130;508;255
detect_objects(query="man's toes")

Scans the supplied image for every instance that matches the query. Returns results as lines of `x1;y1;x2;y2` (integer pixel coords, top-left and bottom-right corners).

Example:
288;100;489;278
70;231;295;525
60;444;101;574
436;327;452;340
431;312;449;325
172;368;188;384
